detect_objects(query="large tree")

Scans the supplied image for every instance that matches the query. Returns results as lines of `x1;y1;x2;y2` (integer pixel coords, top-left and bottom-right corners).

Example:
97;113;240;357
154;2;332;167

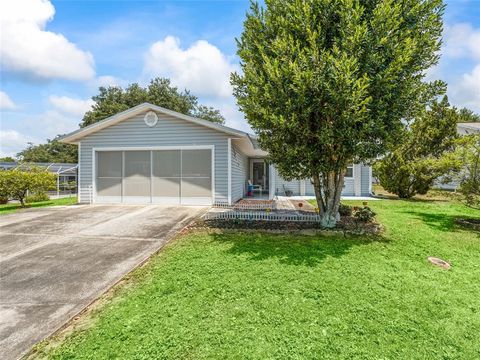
458;108;480;123
17;136;78;163
232;0;445;227
374;96;459;198
81;78;225;127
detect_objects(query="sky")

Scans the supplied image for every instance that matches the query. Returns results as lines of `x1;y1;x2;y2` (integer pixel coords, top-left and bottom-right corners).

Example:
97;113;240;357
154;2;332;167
1;0;479;158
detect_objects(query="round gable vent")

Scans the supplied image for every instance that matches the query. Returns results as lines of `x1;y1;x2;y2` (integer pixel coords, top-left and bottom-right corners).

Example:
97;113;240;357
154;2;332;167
144;111;158;127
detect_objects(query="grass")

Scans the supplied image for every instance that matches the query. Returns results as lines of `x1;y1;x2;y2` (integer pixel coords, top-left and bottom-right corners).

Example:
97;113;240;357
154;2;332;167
0;196;77;215
31;200;480;359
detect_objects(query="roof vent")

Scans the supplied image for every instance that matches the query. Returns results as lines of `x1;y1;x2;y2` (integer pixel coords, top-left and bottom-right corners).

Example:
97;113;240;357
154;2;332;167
144;111;158;127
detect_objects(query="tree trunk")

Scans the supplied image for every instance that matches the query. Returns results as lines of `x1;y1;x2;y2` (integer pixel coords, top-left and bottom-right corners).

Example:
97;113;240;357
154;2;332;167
312;171;345;228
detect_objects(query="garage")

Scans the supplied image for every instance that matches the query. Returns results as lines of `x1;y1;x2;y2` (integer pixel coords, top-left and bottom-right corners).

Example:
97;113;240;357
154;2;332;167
95;148;213;205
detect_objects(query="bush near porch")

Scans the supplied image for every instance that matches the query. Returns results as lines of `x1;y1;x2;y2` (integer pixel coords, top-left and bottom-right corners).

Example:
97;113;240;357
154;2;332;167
31;200;480;359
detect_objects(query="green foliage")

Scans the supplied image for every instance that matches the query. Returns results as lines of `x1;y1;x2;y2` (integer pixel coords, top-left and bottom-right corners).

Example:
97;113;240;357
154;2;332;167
81;77;225;127
375;96;460;198
449;134;480;208
17;136;78;163
338;203;353;216
232;0;445;226
353;205;376;222
458;108;480;123
0;166;56;206
0;156;16;162
25;192;50;203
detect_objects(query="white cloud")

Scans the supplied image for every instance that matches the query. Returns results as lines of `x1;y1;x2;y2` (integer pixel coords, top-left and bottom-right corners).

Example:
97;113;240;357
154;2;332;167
0;91;16;110
0;0;95;81
0;129;38;158
94;75;124;88
48;95;94;116
144;36;238;98
451;64;480;112
444;23;480;60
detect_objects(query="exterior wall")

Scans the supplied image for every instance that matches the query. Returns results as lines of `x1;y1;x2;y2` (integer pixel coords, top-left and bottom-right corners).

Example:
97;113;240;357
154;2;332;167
274;164;371;197
77;111;230;203
360;164;371;196
273;167;302;195
230;144;249;203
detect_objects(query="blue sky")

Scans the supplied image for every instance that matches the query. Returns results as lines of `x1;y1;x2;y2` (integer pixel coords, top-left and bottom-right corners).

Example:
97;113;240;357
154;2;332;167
1;0;479;157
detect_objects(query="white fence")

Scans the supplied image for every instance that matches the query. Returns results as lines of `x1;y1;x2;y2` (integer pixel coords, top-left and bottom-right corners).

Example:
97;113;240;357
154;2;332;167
204;210;321;222
213;202;276;211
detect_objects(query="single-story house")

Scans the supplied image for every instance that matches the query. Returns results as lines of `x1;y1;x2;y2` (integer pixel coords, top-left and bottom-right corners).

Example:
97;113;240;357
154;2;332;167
60;103;372;205
457;122;480;135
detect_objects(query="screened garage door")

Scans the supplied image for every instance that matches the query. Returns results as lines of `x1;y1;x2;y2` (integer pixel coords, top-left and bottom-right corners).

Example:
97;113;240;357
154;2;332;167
95;149;212;205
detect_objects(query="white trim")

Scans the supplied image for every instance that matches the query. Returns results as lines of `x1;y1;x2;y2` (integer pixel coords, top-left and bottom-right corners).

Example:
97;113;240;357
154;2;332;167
353;163;361;196
92;145;215;205
59;103;248;144
269;165;275;199
93;145;215;151
368;166;373;195
211;146;215;204
92;148;96;204
77;142;81;203
227;138;232;205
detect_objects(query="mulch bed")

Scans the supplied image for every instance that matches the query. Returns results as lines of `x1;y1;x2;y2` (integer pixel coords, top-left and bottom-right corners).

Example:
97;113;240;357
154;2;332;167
455;218;480;231
195;216;382;236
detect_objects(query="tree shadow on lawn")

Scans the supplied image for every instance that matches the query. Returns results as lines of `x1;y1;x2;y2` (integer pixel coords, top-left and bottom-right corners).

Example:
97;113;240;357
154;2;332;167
402;210;480;234
210;231;389;267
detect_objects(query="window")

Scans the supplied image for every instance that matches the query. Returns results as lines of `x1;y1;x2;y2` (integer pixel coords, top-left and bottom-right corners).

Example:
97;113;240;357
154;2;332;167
345;165;354;178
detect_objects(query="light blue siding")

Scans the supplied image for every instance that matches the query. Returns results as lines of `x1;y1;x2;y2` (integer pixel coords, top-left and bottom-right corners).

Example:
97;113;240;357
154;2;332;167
361;164;371;196
231;144;248;203
273;167;302;195
273;164;370;197
78;111;230;203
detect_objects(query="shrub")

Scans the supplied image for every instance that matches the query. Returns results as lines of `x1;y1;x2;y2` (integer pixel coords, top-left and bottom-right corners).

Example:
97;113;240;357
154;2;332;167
0;196;8;204
25;192;50;203
0;166;56;206
354;206;376;222
338;203;353;216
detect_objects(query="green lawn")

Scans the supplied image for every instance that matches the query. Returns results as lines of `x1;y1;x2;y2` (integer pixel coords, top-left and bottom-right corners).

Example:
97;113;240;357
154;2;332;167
0;196;77;215
32;200;479;359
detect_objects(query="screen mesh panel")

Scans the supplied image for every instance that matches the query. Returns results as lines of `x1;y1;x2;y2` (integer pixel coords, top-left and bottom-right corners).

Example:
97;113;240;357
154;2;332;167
152;150;181;197
124;151;151;197
97;151;122;196
182;150;211;177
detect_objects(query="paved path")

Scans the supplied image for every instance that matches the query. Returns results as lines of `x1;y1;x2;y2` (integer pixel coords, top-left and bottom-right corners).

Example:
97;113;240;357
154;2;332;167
0;204;206;360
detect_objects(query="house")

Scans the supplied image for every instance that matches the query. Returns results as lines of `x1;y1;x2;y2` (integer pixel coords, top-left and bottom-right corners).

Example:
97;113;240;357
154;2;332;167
59;103;372;205
457;122;480;135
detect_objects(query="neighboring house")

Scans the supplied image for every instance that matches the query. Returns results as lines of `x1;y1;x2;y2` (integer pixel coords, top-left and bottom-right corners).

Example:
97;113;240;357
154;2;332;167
457;122;480;135
60;103;372;205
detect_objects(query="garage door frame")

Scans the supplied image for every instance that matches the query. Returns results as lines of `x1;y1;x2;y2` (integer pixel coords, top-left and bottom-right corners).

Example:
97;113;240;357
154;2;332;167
92;145;215;205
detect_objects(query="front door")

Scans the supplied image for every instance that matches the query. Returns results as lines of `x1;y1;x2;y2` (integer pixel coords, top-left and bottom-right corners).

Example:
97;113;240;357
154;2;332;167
250;159;268;192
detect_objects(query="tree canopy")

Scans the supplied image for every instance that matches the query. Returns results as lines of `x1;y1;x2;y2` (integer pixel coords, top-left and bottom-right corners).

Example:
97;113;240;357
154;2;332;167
81;78;225;127
232;0;445;226
17;136;78;163
458;108;480;123
375;96;460;198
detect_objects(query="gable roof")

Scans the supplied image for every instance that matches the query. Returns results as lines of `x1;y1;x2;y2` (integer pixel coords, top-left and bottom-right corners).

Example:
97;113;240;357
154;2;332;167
457;122;480;133
59;102;251;144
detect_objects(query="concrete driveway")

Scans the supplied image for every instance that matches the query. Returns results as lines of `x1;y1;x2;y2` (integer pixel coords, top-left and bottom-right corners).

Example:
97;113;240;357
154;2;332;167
0;204;206;360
